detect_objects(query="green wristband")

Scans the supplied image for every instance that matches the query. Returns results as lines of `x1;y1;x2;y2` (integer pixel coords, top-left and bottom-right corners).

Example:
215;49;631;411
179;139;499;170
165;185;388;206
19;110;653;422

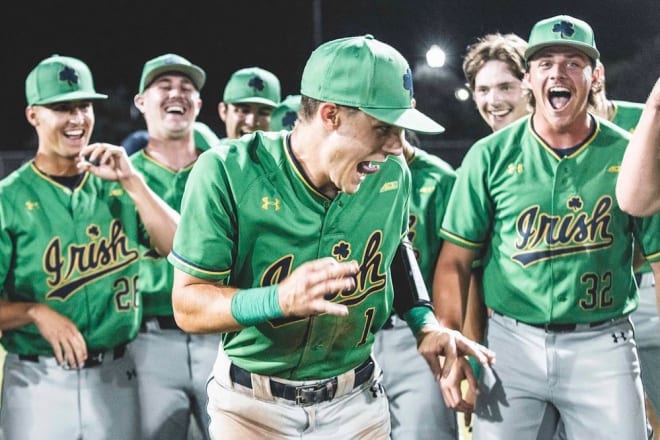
403;305;437;336
467;355;482;380
230;285;284;327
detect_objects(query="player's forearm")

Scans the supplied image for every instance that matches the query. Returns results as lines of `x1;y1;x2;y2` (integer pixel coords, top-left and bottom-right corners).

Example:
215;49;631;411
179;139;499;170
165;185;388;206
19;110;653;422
0;299;45;331
617;79;660;216
120;173;179;255
172;276;242;333
462;271;487;342
432;243;474;330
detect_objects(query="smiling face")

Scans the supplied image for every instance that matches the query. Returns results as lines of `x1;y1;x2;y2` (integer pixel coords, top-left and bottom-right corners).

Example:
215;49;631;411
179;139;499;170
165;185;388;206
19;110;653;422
473;59;530;132
135;73;201;140
27;100;95;160
218;102;274;139
525;46;597;133
318;106;404;196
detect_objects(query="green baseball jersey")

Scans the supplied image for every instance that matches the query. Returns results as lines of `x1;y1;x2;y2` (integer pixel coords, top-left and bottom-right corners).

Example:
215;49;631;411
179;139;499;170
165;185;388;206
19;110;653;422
407;148;456;287
169;131;410;380
611;100;644;133
0;163;146;355
130;151;195;317
440;116;660;324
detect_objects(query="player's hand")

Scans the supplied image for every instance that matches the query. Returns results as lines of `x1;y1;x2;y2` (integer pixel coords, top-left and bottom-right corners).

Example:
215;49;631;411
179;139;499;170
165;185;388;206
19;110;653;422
277;258;359;317
437;356;478;414
417;326;494;378
77;143;135;182
27;303;88;369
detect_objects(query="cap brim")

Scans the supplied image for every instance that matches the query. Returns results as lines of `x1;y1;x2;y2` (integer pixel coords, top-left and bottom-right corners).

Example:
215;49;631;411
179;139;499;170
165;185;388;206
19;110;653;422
142;65;206;92
525;43;600;63
33;91;108;105
226;97;279;108
360;107;445;135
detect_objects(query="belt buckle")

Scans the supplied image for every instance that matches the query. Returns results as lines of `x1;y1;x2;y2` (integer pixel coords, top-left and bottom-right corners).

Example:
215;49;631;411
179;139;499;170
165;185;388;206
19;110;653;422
294;380;337;406
84;351;104;368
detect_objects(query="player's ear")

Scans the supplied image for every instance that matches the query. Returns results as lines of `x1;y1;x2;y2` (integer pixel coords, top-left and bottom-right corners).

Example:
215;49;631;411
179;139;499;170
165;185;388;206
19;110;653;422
218;102;228;123
133;94;146;113
25;106;39;127
319;102;340;130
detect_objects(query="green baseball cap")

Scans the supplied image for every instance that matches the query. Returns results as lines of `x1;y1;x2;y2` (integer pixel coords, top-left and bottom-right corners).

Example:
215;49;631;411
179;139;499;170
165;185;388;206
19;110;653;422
139;53;206;93
223;67;281;108
25;54;107;105
270;95;301;131
525;15;600;63
301;34;444;135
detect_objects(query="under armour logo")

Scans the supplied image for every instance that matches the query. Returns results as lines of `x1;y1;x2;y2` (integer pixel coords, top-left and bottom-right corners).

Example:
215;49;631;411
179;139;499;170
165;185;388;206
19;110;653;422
507;163;523;174
126;368;137;380
552;20;575;39
248;75;265;92
25;201;39;210
59;66;79;86
611;331;627;343
261;196;281;211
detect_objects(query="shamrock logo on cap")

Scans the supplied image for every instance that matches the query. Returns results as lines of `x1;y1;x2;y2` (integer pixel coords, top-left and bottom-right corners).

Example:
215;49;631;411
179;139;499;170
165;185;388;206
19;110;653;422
403;68;414;99
248;75;265;92
282;111;298;130
59;66;79;86
552;20;575;39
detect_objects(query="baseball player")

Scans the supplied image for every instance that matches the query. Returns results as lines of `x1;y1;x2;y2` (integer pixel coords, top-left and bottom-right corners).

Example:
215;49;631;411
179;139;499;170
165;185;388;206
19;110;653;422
168;34;494;439
128;53;221;440
434;15;660;440
217;66;281;140
0;54;178;440
617;77;660;216
371;129;460;440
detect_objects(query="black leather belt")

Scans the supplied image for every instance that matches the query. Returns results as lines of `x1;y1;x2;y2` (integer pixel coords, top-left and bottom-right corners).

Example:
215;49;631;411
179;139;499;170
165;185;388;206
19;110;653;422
525;320;610;332
493;311;615;333
141;315;180;331
230;358;375;406
18;343;127;368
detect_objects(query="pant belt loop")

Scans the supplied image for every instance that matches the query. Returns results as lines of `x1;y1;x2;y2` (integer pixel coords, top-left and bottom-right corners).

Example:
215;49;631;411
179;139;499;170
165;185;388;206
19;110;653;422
251;372;275;401
335;367;356;398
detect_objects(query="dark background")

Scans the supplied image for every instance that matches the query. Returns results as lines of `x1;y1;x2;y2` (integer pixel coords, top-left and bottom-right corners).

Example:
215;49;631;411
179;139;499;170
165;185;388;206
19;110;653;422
2;0;658;168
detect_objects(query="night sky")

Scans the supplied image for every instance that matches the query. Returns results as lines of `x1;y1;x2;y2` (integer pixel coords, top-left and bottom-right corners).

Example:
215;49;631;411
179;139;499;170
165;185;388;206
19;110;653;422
2;0;658;163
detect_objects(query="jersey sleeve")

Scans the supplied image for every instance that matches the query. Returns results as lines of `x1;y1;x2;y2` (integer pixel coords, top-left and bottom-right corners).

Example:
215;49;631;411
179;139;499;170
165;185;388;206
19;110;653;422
439;144;494;250
634;212;660;263
167;148;235;281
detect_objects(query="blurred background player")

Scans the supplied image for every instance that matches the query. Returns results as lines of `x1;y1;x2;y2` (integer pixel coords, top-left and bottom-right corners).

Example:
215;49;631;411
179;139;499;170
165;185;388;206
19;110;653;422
217;66;281;140
0;54;177;440
455;32;531;433
128;53;221;440
371;127;460;439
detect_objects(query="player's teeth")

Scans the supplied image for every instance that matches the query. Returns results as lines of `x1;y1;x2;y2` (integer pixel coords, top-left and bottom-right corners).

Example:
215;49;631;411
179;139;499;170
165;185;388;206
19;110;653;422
65;130;83;136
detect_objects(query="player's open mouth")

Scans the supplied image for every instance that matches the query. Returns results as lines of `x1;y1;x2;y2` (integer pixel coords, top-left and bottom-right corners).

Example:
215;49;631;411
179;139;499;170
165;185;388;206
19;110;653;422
64;129;84;139
489;108;511;118
548;87;571;110
165;104;185;115
357;161;379;175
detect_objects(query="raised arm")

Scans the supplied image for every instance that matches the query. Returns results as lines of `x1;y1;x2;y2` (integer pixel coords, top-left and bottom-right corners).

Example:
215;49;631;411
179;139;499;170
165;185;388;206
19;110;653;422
78;143;179;255
617;77;660;216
